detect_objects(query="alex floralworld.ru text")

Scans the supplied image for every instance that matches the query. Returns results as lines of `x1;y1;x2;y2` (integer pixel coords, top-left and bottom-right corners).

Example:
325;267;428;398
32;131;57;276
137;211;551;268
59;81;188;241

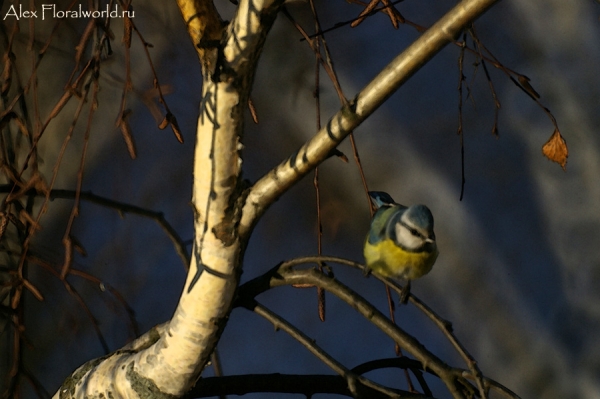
3;4;134;20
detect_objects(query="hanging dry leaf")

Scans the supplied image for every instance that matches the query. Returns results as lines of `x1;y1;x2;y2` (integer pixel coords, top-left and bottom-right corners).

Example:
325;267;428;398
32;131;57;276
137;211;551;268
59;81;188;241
0;213;8;240
542;129;568;170
118;109;137;159
61;236;73;280
518;74;540;99
70;234;88;257
1;55;12;96
318;286;326;322
248;98;259;124
491;124;499;137
158;115;169;130
168;113;184;143
157;113;184;143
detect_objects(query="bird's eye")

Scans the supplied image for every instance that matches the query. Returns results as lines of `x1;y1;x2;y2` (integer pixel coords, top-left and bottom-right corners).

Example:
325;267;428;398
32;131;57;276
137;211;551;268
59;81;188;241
409;228;420;237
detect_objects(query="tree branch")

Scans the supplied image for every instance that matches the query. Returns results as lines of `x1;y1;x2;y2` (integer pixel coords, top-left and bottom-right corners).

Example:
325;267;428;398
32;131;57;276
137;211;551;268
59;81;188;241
236;257;521;399
176;0;224;71
237;264;469;398
239;0;500;238
54;0;287;397
247;301;402;397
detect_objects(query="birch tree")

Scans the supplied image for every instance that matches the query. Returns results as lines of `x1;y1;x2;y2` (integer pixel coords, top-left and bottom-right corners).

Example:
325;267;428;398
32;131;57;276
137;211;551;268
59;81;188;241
1;0;571;397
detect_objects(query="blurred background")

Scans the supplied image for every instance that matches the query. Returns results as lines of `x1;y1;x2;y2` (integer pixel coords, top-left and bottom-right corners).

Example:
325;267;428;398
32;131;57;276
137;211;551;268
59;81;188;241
1;0;599;398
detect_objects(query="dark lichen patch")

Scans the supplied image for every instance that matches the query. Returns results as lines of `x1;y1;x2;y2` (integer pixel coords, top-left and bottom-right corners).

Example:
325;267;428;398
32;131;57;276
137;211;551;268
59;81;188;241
58;355;110;398
126;362;178;399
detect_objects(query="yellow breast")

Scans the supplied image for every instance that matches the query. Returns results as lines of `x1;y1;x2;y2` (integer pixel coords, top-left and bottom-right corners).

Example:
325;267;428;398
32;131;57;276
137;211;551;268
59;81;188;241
364;238;438;280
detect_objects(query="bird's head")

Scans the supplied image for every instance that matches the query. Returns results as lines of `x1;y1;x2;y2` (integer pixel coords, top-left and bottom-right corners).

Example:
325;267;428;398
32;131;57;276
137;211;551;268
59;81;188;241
395;204;436;251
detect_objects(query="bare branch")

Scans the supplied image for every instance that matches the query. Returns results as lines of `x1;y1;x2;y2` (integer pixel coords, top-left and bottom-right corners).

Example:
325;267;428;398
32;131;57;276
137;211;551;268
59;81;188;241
236;256;521;399
237;261;471;398
249;302;402;397
0;185;190;269
239;0;500;238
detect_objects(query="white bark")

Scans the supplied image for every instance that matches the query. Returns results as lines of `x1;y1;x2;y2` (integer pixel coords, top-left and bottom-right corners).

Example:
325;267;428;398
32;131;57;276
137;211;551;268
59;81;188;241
53;0;284;397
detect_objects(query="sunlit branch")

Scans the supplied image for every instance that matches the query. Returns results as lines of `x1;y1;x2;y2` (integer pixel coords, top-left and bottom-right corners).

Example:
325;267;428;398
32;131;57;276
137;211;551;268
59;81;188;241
239;0;500;239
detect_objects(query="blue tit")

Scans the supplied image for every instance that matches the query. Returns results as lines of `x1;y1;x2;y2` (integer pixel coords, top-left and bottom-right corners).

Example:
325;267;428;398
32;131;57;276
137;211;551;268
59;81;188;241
364;191;439;302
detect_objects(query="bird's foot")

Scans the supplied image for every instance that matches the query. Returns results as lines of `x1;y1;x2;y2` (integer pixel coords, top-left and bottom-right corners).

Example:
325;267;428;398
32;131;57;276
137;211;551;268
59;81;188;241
400;280;412;304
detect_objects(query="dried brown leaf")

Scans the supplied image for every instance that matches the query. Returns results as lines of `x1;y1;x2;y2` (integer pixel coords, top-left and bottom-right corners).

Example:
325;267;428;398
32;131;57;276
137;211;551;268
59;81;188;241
158;116;169;130
12;114;30;138
518;75;540;99
118;113;137;159
542;129;568;170
351;0;378;28
168;113;184;143
70;234;88;257
0;213;8;241
318;287;326;322
1;55;12;96
33;176;50;197
61;237;73;280
248;98;259;124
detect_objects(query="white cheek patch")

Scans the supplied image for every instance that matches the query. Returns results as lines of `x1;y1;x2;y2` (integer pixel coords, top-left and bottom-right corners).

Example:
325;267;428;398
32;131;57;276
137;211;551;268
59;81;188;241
395;222;423;250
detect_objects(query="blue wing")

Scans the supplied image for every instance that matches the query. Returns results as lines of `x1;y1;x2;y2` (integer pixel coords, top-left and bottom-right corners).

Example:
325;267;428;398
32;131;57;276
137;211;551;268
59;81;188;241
368;191;397;209
367;204;406;245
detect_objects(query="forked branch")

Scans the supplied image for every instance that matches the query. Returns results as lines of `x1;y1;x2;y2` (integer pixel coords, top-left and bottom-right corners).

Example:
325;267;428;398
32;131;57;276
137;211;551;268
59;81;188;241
239;0;500;238
236;256;521;399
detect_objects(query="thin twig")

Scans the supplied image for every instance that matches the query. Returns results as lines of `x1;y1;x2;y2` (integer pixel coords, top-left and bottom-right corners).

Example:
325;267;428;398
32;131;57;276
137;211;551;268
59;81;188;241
244;301;403;398
237;259;469;398
307;0;327;322
0;185;190;269
236;255;521;399
457;35;466;201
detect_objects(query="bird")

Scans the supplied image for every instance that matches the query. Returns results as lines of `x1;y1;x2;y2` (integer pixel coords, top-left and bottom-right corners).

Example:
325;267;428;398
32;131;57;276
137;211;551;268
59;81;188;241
363;191;439;303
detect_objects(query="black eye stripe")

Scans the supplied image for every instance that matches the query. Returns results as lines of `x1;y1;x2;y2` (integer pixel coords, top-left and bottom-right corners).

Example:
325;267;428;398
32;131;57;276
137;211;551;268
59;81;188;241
399;221;425;239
